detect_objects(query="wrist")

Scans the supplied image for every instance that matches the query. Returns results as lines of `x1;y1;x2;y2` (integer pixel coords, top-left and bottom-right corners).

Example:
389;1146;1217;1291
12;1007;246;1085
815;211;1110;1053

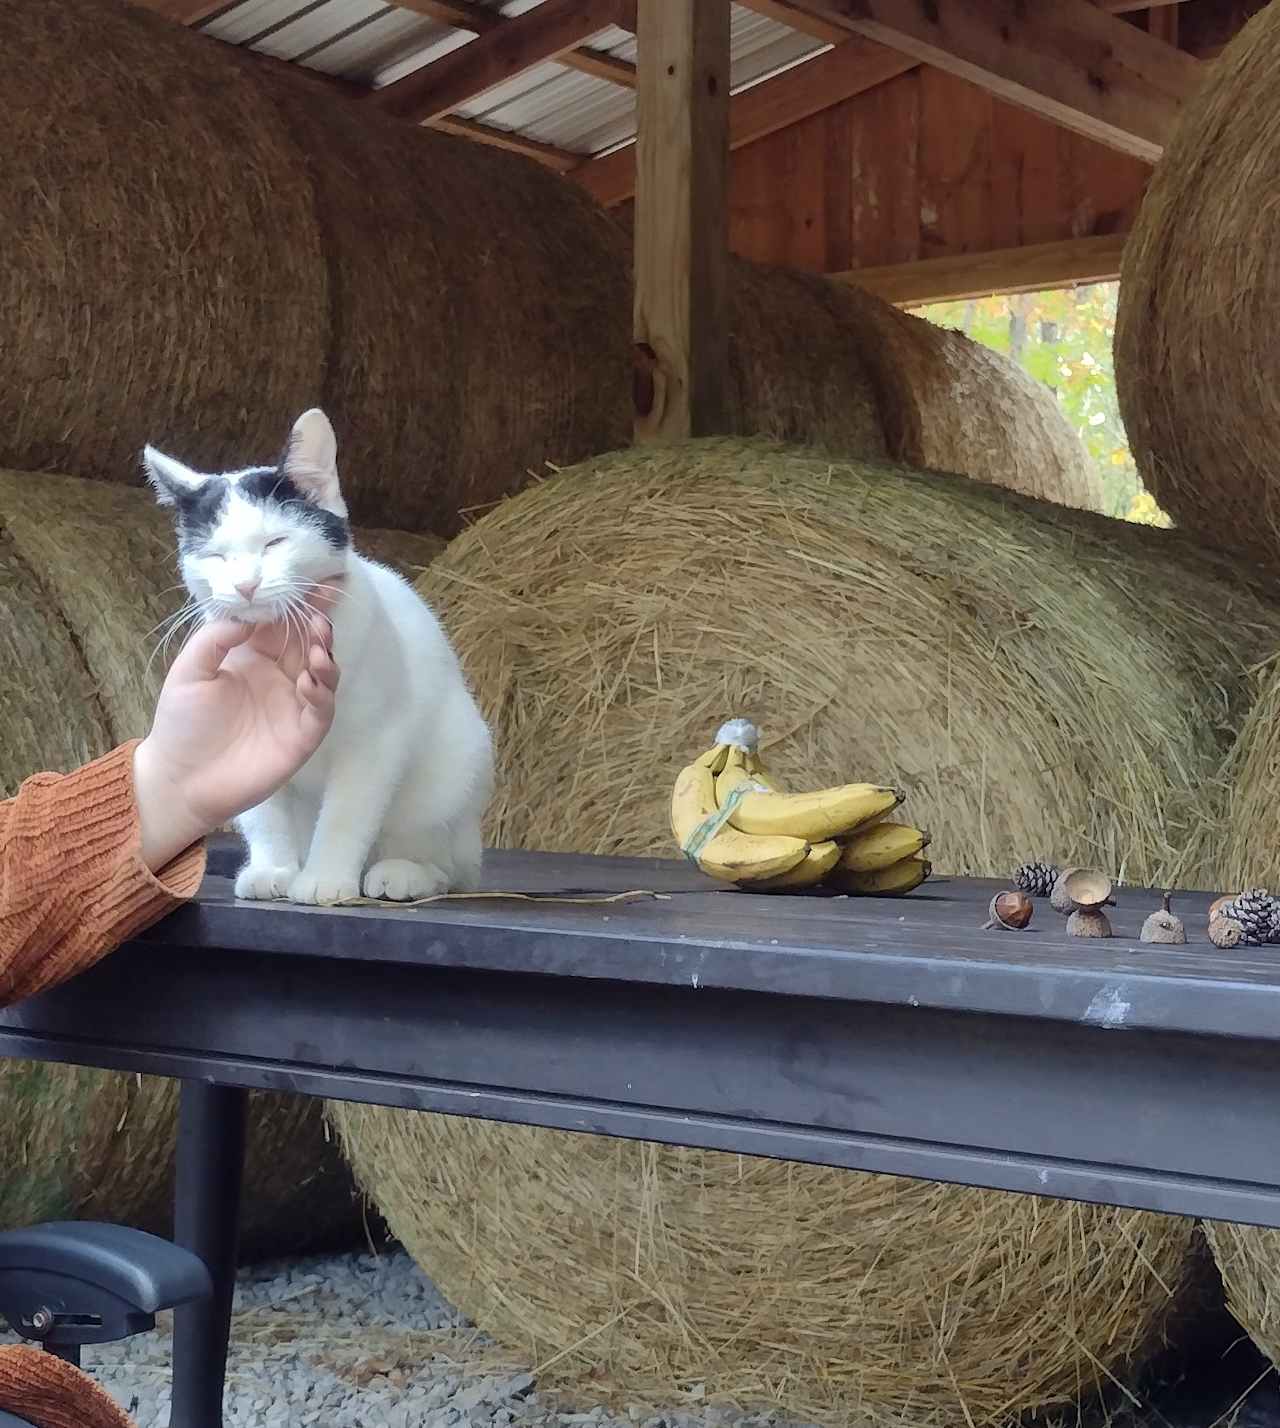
132;739;212;872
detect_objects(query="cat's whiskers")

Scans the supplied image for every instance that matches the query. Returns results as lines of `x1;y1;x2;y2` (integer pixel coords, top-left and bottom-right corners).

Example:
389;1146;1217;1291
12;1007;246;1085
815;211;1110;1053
146;599;204;675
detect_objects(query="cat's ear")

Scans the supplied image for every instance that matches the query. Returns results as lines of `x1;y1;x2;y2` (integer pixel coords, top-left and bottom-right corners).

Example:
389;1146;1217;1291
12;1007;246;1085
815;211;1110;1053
142;446;204;506
282;408;346;515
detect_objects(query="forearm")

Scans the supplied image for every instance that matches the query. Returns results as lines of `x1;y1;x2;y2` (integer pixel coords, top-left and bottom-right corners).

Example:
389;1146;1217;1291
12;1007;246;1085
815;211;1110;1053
132;738;215;872
0;742;206;1006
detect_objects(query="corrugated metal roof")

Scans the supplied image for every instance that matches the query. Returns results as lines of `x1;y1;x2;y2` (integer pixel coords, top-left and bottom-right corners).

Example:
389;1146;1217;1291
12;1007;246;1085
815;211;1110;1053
200;0;826;158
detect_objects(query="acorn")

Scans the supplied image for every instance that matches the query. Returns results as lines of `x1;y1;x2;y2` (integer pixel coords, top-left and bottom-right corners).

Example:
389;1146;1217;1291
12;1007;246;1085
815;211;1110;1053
1208;915;1244;950
1052;867;1113;916
983;890;1033;931
1067;907;1113;938
1140;892;1185;945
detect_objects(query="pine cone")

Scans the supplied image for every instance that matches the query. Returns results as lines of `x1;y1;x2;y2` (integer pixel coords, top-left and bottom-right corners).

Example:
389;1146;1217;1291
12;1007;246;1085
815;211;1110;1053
1220;888;1278;946
1013;860;1059;899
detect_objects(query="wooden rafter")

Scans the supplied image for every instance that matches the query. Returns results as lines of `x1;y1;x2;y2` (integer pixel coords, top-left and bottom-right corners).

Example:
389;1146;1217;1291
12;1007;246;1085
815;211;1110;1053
371;0;624;123
734;0;1200;162
574;40;918;208
633;0;731;441
432;114;580;170
385;0;637;88
1098;1;1190;12
836;233;1127;307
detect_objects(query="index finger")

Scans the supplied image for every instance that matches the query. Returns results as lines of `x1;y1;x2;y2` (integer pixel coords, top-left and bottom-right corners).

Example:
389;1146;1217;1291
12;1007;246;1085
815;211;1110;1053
169;618;253;684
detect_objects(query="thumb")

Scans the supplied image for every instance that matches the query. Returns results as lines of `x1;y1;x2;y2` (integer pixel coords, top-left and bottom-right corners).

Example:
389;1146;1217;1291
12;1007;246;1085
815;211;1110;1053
168;618;253;684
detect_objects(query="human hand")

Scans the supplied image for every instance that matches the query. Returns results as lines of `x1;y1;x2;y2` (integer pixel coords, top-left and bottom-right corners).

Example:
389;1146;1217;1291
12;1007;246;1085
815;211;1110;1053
132;586;342;871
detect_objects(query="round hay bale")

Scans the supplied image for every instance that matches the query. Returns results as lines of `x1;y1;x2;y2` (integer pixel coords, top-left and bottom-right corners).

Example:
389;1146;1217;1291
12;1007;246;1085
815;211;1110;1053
1194;656;1280;898
353;525;445;577
0;468;451;1260
1196;664;1280;1382
0;0;328;484
418;437;1276;884
263;81;631;535
1115;2;1280;561
329;1118;1193;1427
837;281;1105;510
1202;1223;1280;1376
330;437;1275;1424
724;261;888;461
1;0;1098;537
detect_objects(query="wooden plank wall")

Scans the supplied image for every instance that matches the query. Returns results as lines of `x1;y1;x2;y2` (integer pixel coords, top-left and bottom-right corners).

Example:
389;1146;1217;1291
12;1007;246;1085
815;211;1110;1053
616;67;1152;280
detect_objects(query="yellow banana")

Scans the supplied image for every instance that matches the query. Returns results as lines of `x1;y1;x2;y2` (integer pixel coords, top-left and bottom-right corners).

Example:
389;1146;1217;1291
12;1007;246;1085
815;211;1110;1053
834;854;931;896
836;821;931;873
696;742;731;776
749;839;841;892
742;746;781;791
670;760;810;884
716;758;904;841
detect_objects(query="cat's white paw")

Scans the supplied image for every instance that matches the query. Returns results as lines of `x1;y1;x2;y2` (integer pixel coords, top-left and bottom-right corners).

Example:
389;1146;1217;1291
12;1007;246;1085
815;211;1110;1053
363;859;449;902
287;869;363;906
234;864;299;901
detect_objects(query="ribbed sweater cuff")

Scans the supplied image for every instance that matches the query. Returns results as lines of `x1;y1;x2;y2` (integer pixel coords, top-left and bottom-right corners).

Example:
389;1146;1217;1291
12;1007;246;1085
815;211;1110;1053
0;1346;135;1428
1;740;206;1004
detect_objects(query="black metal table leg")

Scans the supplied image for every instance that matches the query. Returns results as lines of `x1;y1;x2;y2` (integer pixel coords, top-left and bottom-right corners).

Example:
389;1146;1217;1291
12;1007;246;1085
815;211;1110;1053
169;1081;246;1428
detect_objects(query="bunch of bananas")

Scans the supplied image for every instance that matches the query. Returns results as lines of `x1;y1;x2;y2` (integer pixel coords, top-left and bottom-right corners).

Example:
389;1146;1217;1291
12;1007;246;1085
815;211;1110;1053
670;719;931;894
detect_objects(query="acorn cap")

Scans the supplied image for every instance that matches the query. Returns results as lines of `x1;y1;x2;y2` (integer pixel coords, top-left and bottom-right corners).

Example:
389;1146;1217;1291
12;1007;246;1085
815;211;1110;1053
1062;868;1113;911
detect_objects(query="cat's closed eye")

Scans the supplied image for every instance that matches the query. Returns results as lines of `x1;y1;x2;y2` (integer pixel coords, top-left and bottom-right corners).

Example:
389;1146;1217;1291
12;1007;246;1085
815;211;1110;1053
265;536;287;550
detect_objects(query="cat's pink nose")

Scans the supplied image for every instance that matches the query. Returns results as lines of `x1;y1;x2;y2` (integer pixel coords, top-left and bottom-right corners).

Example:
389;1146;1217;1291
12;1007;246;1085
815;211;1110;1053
236;579;260;601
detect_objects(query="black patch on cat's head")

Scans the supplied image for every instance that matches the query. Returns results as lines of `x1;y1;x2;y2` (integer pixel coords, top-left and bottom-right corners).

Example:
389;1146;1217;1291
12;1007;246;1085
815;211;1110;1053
237;465;351;551
171;477;230;551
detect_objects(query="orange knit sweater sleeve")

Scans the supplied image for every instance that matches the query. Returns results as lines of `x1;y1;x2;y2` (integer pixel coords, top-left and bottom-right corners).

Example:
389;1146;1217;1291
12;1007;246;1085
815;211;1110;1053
0;1346;134;1428
0;739;206;1008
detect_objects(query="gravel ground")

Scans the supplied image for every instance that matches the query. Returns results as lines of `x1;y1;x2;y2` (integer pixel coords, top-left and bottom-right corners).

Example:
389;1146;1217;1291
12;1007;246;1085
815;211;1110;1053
4;1246;1280;1427
5;1248;806;1428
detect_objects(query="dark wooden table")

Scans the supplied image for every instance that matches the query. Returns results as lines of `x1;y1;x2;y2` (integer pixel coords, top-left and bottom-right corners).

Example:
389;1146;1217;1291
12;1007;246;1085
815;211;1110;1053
2;847;1278;1428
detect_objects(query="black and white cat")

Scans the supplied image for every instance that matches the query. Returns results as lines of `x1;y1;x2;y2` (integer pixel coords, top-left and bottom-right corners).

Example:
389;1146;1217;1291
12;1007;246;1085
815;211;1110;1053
145;408;493;905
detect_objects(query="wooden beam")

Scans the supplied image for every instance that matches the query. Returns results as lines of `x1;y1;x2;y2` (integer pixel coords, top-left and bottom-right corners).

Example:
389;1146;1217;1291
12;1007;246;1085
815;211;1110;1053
1145;3;1180;48
742;0;1188;29
574;40;917;208
743;0;1201;163
731;0;850;45
1098;1;1189;12
633;0;731;441
431;114;580;170
835;233;1127;307
561;48;637;88
379;0;637;88
372;0;622;123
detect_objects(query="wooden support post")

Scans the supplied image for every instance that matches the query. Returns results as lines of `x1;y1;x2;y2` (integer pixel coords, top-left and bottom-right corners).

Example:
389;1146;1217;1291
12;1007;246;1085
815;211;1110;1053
632;0;731;443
